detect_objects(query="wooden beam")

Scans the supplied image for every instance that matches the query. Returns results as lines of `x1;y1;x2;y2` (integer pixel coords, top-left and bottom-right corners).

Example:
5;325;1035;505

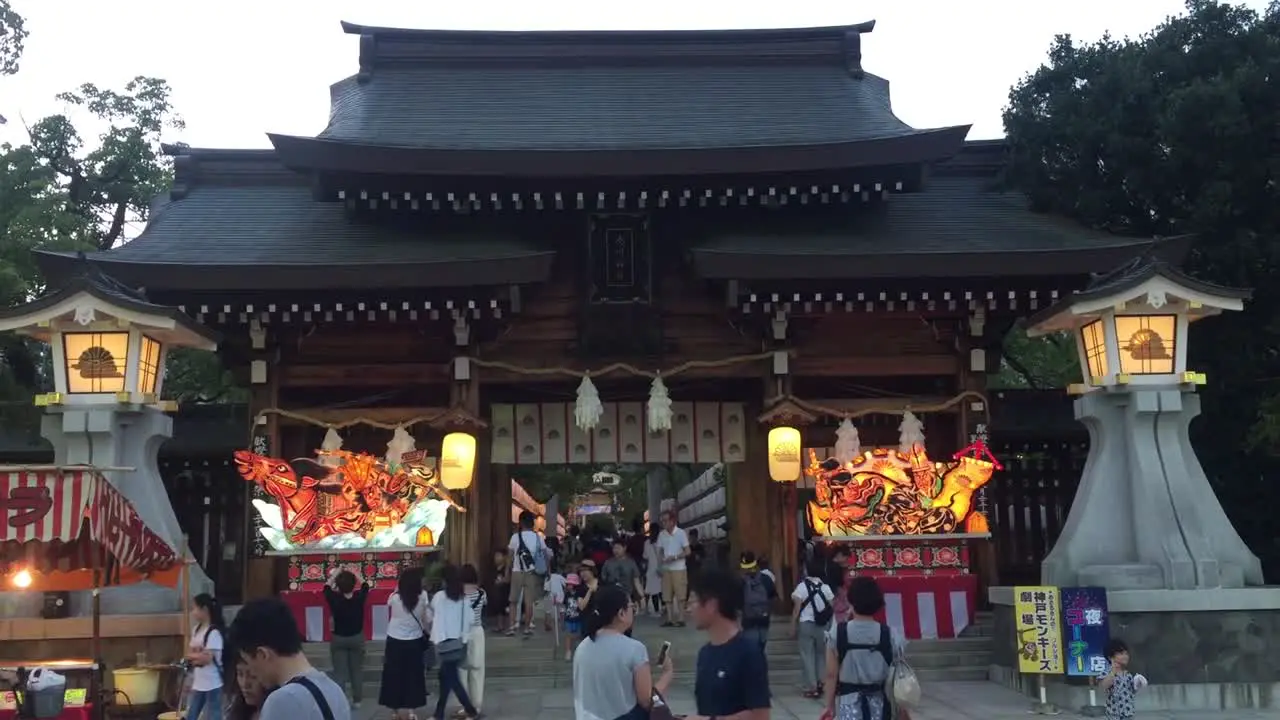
791;354;958;376
278;353;956;388
279;363;451;387
274;407;450;426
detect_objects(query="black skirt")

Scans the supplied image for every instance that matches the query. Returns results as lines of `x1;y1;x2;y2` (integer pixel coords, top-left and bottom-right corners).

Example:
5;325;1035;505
378;636;428;709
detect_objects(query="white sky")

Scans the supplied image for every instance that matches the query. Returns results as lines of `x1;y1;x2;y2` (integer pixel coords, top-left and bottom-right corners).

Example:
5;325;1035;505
0;0;1270;148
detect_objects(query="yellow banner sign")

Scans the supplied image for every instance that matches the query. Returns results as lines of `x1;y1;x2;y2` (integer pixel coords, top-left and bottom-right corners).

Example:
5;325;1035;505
1014;585;1065;674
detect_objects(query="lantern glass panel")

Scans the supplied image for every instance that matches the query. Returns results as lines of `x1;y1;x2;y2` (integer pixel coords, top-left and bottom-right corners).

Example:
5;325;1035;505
62;332;130;393
137;335;162;394
1080;320;1109;380
1115;315;1177;374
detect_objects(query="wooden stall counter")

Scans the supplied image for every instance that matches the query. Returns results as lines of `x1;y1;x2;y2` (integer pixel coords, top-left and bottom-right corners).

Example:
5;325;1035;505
827;532;990;640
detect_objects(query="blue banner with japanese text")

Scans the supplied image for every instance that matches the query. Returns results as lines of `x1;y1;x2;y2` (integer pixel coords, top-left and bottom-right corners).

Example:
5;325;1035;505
1061;586;1110;677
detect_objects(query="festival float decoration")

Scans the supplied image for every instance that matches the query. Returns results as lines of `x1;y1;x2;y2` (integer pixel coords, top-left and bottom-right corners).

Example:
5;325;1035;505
234;447;463;554
804;414;1002;640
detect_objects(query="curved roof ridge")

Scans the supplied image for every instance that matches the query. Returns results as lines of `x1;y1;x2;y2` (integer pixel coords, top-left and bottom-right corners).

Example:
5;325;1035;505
339;19;875;42
341;19;877;71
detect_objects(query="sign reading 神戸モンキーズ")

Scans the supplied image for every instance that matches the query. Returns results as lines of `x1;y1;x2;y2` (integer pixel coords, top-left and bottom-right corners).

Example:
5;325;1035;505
1014;585;1065;674
1061;586;1111;677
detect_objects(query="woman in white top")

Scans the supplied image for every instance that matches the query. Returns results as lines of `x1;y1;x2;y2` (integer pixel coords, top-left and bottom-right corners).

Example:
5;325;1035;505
642;529;663;616
184;593;225;720
429;565;480;720
572;585;673;720
790;558;836;698
379;567;431;720
458;563;488;715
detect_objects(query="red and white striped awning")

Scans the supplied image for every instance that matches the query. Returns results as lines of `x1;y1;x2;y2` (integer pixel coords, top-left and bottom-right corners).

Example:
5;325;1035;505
0;469;179;582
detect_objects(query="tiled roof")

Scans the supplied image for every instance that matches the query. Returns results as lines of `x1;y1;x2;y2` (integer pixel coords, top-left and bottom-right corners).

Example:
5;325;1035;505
318;64;935;152
690;176;1159;278
36;153;555;292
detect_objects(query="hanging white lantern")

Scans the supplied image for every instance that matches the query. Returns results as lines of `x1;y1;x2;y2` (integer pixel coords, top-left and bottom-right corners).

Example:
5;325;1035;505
647;375;673;432
385;425;417;467
440;432;477;490
898;411;926;453
834;419;861;465
575;374;604;431
319;427;344;467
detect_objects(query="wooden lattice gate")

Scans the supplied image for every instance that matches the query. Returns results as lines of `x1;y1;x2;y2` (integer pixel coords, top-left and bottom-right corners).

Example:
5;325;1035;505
984;437;1087;586
161;457;247;602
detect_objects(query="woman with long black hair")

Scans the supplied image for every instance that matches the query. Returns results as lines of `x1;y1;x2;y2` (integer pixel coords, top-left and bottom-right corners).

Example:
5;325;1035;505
221;641;270;720
184;593;225;720
429;564;480;720
571;585;673;720
380;567;430;720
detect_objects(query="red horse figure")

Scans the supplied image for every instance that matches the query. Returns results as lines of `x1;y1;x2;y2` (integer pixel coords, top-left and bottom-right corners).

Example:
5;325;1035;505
233;450;357;544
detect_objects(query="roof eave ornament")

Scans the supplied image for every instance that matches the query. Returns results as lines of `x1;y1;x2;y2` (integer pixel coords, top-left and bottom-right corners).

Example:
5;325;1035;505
357;32;377;83
842;20;877;79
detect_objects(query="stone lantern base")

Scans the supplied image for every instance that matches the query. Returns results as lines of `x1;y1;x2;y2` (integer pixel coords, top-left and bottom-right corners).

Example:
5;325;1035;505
0;405;212;618
988;587;1280;711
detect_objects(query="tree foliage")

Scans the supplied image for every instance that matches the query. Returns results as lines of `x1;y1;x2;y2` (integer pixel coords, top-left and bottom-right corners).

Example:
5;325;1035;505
0;4;236;407
0;0;25;78
1003;0;1280;565
992;330;1080;389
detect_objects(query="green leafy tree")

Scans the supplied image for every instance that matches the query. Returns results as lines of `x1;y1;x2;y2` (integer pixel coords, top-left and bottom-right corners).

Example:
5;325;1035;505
992;330;1080;389
0;4;238;407
0;0;26;77
1003;0;1280;569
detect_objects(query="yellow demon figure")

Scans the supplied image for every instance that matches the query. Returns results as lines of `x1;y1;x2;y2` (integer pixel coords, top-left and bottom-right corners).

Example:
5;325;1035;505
806;446;995;536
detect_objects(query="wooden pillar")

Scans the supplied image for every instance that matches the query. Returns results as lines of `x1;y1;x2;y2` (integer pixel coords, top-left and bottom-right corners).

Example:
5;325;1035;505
244;328;280;601
486;463;512;586
960;309;1000;598
728;413;773;568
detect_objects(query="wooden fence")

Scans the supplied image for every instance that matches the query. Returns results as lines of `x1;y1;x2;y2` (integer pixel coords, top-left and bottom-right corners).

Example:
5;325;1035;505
984;438;1088;586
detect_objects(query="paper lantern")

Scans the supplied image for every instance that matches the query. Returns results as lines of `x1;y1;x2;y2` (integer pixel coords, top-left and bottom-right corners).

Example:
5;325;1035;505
767;426;802;483
440;431;477;490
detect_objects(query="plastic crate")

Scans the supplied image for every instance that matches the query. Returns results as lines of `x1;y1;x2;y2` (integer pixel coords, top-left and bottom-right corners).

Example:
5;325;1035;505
18;687;67;719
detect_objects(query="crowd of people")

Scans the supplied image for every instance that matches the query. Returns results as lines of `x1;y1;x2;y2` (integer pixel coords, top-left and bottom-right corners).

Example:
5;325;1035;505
174;508;980;720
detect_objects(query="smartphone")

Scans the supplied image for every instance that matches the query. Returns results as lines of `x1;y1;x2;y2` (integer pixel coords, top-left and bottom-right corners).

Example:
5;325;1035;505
657;641;671;665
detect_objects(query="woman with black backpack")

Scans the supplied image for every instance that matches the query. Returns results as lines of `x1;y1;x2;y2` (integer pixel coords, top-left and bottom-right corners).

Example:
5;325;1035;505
789;558;836;699
822;576;907;720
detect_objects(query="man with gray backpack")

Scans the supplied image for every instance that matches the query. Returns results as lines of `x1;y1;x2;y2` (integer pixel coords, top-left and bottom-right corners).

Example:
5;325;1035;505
738;551;777;654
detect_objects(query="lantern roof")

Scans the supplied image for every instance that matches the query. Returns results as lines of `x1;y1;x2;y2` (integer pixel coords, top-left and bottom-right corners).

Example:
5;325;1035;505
0;260;220;350
1026;251;1251;336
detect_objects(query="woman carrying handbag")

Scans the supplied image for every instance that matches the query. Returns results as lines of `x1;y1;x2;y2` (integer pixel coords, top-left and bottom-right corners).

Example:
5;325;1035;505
430;564;482;720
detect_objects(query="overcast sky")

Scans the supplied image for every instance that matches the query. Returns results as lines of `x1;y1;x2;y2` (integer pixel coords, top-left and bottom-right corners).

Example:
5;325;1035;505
0;0;1269;148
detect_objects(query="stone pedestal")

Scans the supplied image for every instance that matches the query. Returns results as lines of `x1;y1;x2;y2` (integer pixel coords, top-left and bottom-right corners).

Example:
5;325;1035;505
989;587;1280;710
0;406;212;617
1043;389;1262;590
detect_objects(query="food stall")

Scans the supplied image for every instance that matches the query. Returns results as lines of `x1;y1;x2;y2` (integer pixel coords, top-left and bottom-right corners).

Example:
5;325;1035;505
236;440;470;641
0;465;184;720
804;415;1001;639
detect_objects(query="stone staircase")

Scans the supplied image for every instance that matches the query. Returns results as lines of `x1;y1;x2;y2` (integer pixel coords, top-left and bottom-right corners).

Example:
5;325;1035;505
302;611;994;697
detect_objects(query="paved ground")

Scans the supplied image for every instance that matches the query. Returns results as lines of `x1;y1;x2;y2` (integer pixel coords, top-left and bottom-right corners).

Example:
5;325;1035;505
348;679;1280;719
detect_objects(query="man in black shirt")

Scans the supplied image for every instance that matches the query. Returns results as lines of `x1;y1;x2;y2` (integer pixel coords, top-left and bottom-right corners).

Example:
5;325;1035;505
686;568;771;720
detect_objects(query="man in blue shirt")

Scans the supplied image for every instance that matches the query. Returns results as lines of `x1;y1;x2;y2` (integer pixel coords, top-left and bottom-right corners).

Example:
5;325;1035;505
686;568;772;720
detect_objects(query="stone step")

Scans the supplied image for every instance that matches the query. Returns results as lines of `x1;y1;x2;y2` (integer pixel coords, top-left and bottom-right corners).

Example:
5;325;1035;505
330;663;991;700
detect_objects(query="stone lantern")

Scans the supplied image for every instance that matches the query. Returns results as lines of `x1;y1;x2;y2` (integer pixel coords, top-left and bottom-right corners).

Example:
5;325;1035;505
0;269;219;613
1026;257;1261;590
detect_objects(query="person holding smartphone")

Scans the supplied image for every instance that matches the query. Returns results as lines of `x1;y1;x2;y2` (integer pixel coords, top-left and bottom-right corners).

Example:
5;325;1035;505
572;585;673;720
